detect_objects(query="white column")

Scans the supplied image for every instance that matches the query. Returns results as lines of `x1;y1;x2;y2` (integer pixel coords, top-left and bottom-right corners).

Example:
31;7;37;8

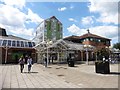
5;47;8;64
86;49;89;65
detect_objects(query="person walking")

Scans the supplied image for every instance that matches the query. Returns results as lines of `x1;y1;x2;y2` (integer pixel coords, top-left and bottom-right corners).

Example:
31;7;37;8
44;56;47;67
27;56;33;73
19;56;25;73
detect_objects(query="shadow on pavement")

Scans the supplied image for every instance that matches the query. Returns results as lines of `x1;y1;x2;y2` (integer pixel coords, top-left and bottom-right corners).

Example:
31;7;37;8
109;72;120;75
23;72;38;73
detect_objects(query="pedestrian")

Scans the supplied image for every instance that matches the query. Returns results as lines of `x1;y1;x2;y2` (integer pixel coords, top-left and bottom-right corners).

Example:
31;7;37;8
44;56;47;67
19;56;25;73
27;56;33;73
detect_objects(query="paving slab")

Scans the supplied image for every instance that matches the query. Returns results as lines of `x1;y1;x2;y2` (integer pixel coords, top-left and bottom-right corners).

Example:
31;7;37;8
42;63;119;88
1;64;80;89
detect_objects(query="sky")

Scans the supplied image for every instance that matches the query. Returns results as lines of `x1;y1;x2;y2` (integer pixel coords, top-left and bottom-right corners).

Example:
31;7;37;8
0;0;119;46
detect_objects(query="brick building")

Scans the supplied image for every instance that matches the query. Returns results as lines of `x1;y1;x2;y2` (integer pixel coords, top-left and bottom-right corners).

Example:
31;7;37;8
64;30;111;48
64;30;111;62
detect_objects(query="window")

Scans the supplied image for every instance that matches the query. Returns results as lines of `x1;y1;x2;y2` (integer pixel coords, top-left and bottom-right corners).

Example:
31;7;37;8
17;41;20;47
98;39;101;42
2;40;7;46
28;42;32;47
90;38;93;41
21;41;24;47
12;41;16;46
86;38;89;41
0;40;2;46
25;42;28;47
8;40;11;46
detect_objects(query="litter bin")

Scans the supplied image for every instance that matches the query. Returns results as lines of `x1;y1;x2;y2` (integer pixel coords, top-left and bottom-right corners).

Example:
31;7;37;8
95;61;110;74
68;60;74;67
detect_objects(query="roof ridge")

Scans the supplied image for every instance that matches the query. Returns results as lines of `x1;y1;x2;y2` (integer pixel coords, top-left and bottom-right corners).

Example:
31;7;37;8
79;33;111;40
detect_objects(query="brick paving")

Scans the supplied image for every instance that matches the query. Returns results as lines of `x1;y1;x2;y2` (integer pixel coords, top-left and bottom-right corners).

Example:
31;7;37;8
0;63;119;89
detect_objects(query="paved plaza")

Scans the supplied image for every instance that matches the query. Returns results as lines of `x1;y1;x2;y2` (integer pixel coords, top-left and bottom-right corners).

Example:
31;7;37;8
0;63;119;89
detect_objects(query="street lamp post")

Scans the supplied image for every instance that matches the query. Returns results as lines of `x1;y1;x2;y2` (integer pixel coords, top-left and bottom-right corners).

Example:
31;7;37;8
46;45;48;67
84;45;92;65
86;49;89;65
46;40;52;67
5;46;8;64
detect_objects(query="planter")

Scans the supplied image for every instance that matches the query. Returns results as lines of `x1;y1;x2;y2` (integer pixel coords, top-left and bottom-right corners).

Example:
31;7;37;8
95;61;110;74
68;60;74;67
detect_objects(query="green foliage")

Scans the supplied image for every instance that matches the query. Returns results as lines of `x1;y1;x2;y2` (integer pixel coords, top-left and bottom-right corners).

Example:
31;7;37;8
96;48;110;60
113;43;120;50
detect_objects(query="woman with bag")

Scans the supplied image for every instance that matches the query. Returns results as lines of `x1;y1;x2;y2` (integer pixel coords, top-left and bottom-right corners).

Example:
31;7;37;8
27;56;33;73
19;56;25;73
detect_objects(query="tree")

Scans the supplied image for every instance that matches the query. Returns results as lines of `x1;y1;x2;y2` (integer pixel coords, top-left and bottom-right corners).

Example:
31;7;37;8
113;43;120;50
94;47;110;60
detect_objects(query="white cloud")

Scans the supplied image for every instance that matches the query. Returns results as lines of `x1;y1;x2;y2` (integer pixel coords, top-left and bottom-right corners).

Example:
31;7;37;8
88;0;118;24
0;2;44;40
97;14;118;24
68;18;77;22
67;24;86;35
2;24;35;40
81;16;94;25
0;0;25;9
27;9;44;24
0;23;5;28
58;7;67;11
6;26;34;37
67;24;118;44
0;4;26;28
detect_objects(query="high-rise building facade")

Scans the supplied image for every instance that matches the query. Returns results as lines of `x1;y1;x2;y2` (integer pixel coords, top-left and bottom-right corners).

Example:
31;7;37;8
33;16;63;44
